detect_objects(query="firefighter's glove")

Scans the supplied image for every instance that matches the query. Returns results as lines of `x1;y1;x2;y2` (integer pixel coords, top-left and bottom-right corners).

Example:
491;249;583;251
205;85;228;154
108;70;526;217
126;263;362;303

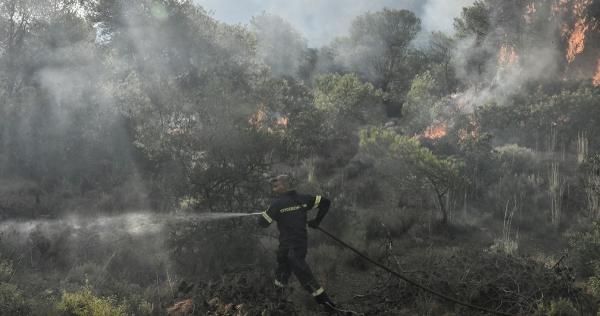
307;219;320;229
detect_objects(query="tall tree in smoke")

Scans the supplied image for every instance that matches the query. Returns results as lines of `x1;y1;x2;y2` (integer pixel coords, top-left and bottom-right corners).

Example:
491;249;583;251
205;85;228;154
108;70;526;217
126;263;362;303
426;31;459;94
0;0;137;204
321;8;421;118
93;0;285;213
250;12;309;79
330;8;421;92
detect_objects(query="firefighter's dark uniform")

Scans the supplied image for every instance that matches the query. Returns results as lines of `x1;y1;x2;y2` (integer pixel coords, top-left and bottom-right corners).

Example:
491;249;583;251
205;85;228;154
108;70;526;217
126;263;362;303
257;190;333;306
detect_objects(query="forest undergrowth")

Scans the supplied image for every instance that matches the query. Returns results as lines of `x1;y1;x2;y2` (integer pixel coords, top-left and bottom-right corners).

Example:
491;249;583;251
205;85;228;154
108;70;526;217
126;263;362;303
163;210;598;316
0;177;599;316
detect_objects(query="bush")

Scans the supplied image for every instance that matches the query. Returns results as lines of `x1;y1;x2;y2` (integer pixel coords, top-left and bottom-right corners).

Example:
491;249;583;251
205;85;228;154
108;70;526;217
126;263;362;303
569;222;600;278
485;173;546;226
0;260;31;316
0;282;30;316
495;144;539;175
166;219;265;278
58;284;127;316
537;298;578;316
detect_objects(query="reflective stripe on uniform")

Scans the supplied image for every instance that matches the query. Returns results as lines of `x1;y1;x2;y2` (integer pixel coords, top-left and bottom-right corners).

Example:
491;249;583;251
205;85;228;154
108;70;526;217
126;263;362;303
262;211;273;223
311;287;325;297
274;279;285;288
313;196;321;209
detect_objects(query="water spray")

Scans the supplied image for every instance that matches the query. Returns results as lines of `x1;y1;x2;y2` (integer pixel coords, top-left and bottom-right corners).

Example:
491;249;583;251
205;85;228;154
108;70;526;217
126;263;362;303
0;212;265;237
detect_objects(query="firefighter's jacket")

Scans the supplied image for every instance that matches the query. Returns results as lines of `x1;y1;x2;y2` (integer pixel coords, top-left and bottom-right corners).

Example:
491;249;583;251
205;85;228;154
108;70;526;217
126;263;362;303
258;190;330;249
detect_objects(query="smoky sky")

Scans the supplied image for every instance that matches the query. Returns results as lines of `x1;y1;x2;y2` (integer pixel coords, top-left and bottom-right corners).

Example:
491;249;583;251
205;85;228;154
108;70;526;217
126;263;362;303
194;0;476;47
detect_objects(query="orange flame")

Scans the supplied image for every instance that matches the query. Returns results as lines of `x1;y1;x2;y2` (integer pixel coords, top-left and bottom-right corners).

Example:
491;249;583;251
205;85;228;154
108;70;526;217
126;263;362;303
424;120;447;139
498;44;518;70
566;19;589;63
564;0;594;64
551;115;570;126
573;0;592;17
593;57;600;86
524;3;536;23
457;119;479;139
249;103;267;127
277;116;288;125
551;0;569;17
167;127;187;134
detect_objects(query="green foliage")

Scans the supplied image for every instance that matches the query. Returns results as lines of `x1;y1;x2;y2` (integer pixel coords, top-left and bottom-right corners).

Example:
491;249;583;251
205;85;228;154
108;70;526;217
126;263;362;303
313;73;385;140
1;0;600;314
583;153;600;194
401;71;443;135
426;31;459;94
570;222;600;278
0;282;29;316
537;298;578;316
122;294;152;316
0;259;30;316
452;128;499;201
359;127;465;224
453;0;491;44
474;84;600;154
496;144;539;175
111;1;282;210
58;285;126;316
588;276;600;297
167;219;266;277
328;8;421;92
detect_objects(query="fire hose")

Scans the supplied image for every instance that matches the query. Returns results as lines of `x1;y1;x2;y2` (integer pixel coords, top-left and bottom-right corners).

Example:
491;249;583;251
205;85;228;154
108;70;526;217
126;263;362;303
315;226;518;316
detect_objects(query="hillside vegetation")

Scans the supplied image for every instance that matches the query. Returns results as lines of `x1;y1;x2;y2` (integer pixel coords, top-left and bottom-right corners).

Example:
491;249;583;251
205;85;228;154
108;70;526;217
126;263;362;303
1;0;600;315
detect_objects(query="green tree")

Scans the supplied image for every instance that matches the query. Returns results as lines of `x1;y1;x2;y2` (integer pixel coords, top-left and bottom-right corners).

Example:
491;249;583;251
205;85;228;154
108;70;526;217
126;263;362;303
0;0;140;209
453;0;491;44
453;0;493;77
0;259;29;315
401;71;443;136
457;132;499;200
250;12;308;79
93;0;278;210
90;0;283;275
313;73;385;141
359;127;465;225
583;154;600;220
426;31;459;94
329;8;421;93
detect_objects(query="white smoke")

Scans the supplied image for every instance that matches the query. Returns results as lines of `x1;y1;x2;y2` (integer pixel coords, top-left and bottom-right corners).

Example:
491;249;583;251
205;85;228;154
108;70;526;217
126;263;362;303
195;0;475;47
421;0;477;34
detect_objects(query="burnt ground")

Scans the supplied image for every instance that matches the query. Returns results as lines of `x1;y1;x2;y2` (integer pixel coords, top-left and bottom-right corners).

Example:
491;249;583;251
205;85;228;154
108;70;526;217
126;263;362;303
164;214;592;316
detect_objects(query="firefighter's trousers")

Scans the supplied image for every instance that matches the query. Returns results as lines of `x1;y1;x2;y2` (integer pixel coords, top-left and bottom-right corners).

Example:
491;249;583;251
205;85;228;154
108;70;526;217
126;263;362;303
275;246;330;304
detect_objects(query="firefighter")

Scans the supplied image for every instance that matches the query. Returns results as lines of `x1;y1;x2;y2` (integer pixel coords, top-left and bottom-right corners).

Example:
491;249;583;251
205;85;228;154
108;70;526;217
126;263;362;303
257;174;337;313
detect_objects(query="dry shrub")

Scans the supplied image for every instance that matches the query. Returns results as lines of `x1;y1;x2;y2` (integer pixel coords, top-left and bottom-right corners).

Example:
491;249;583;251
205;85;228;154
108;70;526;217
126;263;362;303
363;208;416;241
307;243;345;279
490;237;519;255
182;269;299;315
166;220;264;278
0;178;59;218
167;299;196;315
359;248;593;315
